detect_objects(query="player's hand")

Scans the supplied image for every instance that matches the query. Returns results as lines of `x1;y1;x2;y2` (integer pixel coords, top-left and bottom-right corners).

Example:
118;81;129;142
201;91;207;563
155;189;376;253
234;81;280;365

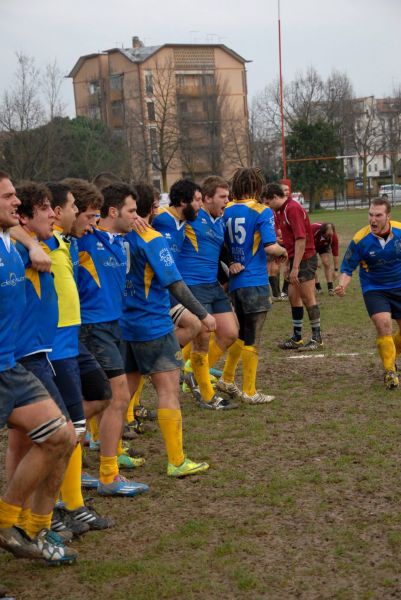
289;267;300;286
29;243;52;272
132;215;149;233
229;262;245;275
278;249;288;263
201;313;216;332
334;285;345;297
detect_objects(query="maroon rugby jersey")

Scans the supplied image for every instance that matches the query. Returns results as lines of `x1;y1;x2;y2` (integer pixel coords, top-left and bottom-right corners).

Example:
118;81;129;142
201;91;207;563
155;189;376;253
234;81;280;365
275;197;315;259
311;223;339;256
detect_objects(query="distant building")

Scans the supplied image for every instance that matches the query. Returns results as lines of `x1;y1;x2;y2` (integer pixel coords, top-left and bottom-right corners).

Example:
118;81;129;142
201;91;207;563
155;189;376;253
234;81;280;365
68;37;250;190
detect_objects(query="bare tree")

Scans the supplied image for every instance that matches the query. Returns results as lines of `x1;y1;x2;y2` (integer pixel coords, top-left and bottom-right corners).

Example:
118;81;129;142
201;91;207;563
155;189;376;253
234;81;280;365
42;60;66;121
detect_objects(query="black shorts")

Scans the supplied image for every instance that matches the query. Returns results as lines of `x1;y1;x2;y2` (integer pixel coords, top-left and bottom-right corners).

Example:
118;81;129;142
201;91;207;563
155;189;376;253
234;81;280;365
289;254;318;283
189;282;232;314
80;321;125;379
0;363;50;429
363;288;401;319
77;341;112;401
230;285;271;315
18;353;68;418
51;357;85;426
317;244;331;255
122;332;183;376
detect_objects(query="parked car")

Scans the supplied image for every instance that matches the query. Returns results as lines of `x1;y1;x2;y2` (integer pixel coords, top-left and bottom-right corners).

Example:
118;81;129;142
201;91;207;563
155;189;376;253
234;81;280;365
292;191;304;205
379;184;401;200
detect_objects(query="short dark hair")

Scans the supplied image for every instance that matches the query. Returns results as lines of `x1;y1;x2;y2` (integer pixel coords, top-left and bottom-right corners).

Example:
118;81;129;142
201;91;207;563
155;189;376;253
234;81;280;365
0;171;10;182
46;182;71;210
169;179;201;207
370;197;391;213
262;183;285;200
320;222;335;235
231;167;265;200
16;181;52;219
92;171;123;190
61;178;103;214
135;182;155;218
100;183;137;219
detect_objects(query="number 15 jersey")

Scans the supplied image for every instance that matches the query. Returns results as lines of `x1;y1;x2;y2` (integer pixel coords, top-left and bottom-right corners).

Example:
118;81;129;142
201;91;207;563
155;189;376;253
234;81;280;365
223;199;276;292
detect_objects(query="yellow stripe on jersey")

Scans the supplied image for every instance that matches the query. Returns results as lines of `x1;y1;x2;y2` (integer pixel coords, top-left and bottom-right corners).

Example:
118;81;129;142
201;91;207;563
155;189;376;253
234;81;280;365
353;225;372;244
144;263;154;298
252;231;261;256
139;227;163;243
185;224;199;252
79;251;101;287
25;267;41;299
390;220;401;231
52;233;80;327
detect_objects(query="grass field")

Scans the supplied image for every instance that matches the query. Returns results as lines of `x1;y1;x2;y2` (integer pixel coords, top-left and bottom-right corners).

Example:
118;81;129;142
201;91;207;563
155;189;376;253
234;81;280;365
2;207;401;600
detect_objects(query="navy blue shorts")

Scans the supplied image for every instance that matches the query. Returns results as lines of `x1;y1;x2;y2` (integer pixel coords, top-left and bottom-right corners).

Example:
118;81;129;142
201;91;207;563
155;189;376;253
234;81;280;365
18;353;68;418
122;332;183;376
231;285;271;315
188;282;232;314
363;288;401;319
51;357;85;426
80;321;125;378
0;363;50;429
77;341;112;401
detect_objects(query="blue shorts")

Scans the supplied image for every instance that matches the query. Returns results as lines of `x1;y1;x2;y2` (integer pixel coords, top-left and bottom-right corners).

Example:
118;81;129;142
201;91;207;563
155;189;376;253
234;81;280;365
188;282;232;314
0;363;50;429
231;285;271;315
122;331;183;376
77;341;112;401
18;353;68;418
80;321;125;378
363;288;401;319
51;357;85;426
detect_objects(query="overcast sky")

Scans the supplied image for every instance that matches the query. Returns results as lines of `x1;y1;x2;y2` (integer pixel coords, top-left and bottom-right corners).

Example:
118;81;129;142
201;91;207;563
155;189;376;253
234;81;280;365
1;0;401;117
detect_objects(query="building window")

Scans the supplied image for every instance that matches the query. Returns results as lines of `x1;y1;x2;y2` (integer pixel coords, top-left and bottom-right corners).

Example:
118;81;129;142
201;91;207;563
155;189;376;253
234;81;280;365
152;179;161;191
145;72;153;95
149;128;157;151
111;100;124;119
349;157;354;168
147;102;155;122
383;155;387;168
88;105;101;120
374;163;378;171
110;75;123;91
368;164;372;172
89;80;100;95
359;157;363;169
176;74;186;88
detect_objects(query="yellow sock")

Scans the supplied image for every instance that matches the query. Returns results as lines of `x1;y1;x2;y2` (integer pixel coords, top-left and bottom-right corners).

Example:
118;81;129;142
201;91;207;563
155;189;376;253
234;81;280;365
17;507;31;530
89;416;100;443
24;511;52;539
242;345;259;396
99;455;119;484
0;498;21;528
157;408;184;466
222;339;244;383
127;376;145;423
190;351;214;402
377;335;396;371
182;343;192;363
60;444;84;511
208;335;225;368
393;332;401;357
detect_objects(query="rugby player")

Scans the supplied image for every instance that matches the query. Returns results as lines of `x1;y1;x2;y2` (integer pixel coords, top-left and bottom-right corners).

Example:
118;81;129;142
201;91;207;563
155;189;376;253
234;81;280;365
219;168;287;404
120;186;215;476
336;197;401;389
0;173;77;564
311;222;339;295
266;183;322;351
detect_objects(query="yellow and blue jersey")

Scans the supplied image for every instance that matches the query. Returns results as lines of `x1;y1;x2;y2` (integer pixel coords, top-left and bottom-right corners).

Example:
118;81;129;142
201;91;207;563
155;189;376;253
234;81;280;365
223;200;276;292
0;233;26;371
14;241;59;360
77;227;127;324
120;227;182;342
43;232;81;360
152;207;186;268
341;221;401;293
178;207;225;285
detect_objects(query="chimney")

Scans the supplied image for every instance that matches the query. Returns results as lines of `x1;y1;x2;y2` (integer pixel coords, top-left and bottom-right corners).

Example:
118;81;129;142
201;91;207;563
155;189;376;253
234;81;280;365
132;36;144;49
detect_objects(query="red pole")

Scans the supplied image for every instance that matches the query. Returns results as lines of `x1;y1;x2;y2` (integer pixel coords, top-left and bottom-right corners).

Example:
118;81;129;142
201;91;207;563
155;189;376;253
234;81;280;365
278;0;287;178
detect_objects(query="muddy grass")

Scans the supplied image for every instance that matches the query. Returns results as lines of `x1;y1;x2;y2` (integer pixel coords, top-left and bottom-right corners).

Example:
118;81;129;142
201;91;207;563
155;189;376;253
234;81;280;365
1;209;401;599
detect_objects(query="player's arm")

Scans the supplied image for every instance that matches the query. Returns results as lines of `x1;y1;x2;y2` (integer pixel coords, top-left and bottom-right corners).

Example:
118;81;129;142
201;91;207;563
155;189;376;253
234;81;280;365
168;280;216;332
264;242;287;260
9;224;52;272
331;232;340;275
335;273;352;297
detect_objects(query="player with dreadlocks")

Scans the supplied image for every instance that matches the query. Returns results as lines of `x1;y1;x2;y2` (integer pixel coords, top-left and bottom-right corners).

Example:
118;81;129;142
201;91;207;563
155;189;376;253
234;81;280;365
217;168;287;404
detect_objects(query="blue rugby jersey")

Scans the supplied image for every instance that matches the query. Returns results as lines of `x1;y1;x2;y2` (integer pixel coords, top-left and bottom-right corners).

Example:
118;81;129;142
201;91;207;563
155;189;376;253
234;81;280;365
14;241;59;360
223;200;276;292
341;220;401;294
77;227;127;324
178;208;225;285
120;227;182;342
152;207;186;269
0;233;26;371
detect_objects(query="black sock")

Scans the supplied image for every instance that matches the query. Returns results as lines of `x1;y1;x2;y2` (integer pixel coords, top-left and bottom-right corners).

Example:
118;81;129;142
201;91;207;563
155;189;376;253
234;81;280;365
282;280;289;295
315;282;322;291
291;306;304;340
269;276;280;298
327;282;334;291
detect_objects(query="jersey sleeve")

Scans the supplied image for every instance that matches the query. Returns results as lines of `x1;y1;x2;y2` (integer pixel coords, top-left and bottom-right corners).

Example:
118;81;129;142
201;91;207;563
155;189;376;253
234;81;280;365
146;235;182;287
258;208;277;245
340;240;360;276
331;232;339;257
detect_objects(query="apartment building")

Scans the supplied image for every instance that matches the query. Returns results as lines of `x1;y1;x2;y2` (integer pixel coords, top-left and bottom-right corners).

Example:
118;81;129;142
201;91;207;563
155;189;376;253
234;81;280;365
68;37;250;190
